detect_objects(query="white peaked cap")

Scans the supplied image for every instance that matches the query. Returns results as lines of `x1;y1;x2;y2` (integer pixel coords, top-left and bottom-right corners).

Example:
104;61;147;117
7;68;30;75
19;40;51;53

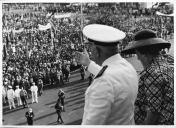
83;24;126;45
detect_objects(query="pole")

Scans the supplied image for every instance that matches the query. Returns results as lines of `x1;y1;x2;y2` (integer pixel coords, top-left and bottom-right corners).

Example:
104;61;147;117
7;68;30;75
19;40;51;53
80;3;83;45
49;19;54;50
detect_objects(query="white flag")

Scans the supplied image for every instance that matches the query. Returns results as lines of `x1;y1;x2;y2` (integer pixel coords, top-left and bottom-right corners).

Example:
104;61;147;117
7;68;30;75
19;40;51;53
54;13;72;19
38;23;51;31
156;11;174;17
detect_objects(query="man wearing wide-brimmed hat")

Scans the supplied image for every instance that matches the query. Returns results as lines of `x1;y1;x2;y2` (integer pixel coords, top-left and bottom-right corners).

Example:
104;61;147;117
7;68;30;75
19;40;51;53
76;24;138;125
121;29;174;125
30;82;38;104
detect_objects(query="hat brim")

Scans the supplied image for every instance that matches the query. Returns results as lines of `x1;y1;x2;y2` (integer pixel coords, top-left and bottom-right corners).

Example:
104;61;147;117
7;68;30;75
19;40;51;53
121;38;171;54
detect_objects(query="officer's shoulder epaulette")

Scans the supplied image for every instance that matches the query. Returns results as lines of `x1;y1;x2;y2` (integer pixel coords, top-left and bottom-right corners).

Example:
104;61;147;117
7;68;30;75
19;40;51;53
94;65;108;79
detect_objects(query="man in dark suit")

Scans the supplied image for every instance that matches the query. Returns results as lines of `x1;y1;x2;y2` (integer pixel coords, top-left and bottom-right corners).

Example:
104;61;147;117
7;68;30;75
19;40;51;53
25;108;35;125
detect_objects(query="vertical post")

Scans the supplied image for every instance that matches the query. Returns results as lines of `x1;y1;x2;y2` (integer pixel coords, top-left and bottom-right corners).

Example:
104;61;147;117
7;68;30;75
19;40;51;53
51;27;53;47
49;19;54;50
160;16;162;38
80;3;83;45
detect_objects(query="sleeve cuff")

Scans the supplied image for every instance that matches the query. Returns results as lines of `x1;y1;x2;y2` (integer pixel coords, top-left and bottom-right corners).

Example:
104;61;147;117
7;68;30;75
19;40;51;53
88;61;102;77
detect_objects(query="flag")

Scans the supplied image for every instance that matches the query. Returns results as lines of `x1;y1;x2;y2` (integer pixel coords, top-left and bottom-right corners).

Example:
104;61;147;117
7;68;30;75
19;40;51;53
38;23;51;31
54;13;72;19
156;11;174;17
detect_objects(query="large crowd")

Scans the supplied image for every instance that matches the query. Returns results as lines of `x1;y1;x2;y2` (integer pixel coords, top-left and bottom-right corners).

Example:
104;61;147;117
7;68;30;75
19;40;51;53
2;3;173;111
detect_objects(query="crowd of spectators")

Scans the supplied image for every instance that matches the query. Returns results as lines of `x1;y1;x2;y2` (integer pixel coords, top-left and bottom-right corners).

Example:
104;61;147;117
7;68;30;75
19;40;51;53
2;3;173;106
85;3;173;51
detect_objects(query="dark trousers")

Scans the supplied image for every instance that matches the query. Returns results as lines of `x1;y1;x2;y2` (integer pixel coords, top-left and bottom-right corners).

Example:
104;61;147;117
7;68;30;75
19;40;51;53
27;119;33;125
60;76;64;85
26;90;31;99
21;96;28;108
81;73;85;80
56;79;61;87
56;110;64;123
65;73;69;82
38;87;43;96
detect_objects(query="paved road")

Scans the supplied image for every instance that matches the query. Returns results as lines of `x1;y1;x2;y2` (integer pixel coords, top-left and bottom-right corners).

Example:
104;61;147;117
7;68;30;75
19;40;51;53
3;70;89;125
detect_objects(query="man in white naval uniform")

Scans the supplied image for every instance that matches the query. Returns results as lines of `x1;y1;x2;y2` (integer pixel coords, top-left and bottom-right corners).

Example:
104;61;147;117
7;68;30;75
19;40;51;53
15;85;22;106
76;24;138;125
7;86;16;110
30;82;38;103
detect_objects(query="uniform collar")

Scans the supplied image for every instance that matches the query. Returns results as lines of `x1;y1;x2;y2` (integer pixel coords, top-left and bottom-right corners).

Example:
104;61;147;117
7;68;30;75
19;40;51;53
102;54;122;66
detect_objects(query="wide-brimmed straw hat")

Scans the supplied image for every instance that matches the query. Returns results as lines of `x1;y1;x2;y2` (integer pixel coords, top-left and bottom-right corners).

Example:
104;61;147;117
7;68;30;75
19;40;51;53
121;29;171;54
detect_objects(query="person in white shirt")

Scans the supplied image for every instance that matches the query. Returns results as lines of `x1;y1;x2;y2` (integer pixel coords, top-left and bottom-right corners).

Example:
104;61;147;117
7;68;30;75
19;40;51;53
30;82;38;103
56;69;62;85
2;85;7;104
75;24;138;125
15;85;22;106
7;86;16;110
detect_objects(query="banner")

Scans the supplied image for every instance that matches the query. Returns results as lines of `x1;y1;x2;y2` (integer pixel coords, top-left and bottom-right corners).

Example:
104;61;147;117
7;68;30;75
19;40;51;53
54;13;72;19
156;11;174;17
38;23;51;31
3;28;24;33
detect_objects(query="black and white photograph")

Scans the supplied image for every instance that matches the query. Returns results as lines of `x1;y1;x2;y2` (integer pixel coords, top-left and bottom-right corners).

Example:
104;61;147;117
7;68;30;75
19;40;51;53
2;1;174;125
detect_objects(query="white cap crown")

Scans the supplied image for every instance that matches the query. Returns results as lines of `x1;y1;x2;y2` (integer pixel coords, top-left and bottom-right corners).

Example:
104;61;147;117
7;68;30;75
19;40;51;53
83;24;126;43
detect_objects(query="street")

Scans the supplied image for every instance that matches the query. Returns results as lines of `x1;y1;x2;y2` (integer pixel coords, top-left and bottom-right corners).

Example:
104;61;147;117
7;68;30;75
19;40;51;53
3;70;89;125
